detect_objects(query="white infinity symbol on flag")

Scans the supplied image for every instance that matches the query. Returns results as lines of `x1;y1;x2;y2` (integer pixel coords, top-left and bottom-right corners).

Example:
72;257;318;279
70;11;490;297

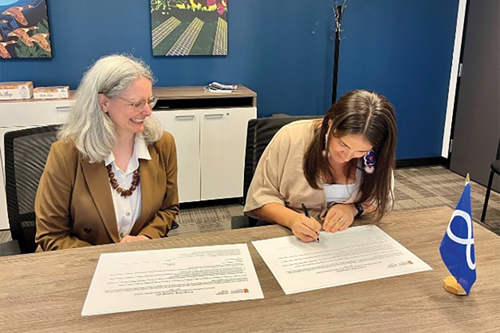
446;209;476;270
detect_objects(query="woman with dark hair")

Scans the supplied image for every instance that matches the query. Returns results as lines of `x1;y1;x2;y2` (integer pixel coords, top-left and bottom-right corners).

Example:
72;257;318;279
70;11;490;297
244;89;397;243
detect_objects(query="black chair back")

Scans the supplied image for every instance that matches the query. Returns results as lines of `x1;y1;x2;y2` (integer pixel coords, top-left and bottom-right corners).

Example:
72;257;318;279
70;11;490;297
242;115;321;204
496;138;500;160
4;125;60;253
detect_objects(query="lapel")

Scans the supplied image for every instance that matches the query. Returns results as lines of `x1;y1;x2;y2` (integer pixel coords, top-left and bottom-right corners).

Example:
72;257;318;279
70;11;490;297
81;159;120;243
130;145;159;235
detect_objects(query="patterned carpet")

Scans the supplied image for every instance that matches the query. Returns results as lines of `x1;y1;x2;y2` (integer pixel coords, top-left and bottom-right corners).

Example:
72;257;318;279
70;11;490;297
392;166;500;234
1;166;499;243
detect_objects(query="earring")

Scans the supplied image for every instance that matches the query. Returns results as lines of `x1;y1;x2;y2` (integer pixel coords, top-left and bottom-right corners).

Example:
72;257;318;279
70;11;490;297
322;134;329;157
363;150;376;173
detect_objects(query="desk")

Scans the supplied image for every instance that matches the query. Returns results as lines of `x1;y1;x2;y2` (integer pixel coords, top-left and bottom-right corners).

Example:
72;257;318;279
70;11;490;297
0;207;499;333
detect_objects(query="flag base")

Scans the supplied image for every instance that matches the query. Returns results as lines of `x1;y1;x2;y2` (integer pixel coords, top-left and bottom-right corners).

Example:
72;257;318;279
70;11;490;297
443;276;467;295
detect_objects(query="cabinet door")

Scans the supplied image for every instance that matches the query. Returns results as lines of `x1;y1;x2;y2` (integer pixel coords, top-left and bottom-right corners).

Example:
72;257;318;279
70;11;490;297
0;99;73;127
154;111;201;203
200;107;256;200
55;103;73;123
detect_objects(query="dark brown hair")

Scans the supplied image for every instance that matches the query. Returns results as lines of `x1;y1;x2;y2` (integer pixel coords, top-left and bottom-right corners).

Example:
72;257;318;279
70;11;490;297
303;89;397;222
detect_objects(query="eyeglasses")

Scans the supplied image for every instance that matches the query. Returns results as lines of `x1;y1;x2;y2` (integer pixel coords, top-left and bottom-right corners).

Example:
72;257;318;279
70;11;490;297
115;95;158;112
337;138;371;153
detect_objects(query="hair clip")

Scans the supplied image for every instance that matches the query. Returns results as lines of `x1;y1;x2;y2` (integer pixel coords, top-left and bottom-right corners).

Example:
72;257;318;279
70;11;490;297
363;150;376;173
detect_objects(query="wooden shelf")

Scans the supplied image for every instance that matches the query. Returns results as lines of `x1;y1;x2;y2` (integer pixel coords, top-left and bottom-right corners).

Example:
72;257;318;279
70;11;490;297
153;86;256;107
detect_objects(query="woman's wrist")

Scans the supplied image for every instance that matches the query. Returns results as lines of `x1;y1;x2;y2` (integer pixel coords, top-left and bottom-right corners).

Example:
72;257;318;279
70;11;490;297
353;203;364;218
283;211;303;230
255;203;300;229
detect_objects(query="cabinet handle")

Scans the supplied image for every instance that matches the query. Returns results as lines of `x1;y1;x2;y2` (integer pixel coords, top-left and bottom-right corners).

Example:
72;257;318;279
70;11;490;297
204;113;224;119
175;115;195;120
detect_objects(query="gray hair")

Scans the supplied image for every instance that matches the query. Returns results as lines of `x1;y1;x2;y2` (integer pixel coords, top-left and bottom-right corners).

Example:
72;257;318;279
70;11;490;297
58;54;164;163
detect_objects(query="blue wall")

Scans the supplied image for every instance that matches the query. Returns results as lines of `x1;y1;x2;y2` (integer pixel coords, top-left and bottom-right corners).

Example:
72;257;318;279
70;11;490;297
0;0;459;159
337;0;459;159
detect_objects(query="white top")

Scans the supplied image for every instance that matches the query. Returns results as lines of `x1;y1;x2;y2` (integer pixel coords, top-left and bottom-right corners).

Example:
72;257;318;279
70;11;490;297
104;135;151;240
323;183;356;204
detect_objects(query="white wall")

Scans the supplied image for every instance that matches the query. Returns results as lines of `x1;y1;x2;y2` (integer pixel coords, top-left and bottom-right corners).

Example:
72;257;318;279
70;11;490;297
442;0;468;158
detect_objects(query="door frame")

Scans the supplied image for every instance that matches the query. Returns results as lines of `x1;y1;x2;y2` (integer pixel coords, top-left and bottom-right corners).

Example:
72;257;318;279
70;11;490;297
441;0;468;164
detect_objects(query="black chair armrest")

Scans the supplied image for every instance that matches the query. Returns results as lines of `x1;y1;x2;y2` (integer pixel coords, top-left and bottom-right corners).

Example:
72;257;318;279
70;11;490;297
231;215;258;229
171;221;179;230
0;240;21;256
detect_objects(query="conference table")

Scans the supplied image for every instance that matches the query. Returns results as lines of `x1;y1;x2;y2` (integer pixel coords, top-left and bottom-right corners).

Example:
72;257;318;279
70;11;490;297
0;207;499;333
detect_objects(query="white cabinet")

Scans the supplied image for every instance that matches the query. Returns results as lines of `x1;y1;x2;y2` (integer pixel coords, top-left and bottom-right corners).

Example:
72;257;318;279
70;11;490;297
200;108;256;200
154;111;201;202
152;85;257;203
0;99;73;127
155;107;256;203
0;97;75;230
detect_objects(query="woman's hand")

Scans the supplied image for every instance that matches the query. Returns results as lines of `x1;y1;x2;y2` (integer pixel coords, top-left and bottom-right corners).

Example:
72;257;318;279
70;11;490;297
322;203;356;233
290;215;322;243
120;235;149;243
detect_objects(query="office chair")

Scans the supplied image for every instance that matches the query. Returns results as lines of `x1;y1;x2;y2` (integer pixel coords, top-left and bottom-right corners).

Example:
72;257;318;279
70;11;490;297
0;125;60;256
481;138;500;222
231;114;321;229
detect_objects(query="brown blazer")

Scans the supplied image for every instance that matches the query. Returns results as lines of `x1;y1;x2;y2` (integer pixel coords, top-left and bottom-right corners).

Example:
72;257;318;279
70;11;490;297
35;132;179;251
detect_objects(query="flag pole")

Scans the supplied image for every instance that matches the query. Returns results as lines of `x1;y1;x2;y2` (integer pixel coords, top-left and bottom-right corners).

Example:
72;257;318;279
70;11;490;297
442;172;471;296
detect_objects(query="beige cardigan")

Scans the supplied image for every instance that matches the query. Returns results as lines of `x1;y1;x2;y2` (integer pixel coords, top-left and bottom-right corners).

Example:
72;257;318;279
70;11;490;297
244;120;366;220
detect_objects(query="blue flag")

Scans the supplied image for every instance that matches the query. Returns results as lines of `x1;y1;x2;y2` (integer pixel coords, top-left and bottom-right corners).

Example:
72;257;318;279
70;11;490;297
439;181;476;295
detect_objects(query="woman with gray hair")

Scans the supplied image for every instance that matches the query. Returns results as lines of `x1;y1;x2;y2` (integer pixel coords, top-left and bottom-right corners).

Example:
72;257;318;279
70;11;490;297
35;54;179;251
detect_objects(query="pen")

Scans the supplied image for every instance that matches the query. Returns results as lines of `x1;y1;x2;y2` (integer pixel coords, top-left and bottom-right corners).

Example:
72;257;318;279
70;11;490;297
301;203;320;243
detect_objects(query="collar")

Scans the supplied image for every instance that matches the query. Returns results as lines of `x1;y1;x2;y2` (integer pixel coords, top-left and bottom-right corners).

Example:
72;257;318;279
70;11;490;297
104;134;152;173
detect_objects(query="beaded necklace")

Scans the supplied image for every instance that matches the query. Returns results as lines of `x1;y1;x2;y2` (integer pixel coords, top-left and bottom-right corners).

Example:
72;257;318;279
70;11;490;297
106;164;140;197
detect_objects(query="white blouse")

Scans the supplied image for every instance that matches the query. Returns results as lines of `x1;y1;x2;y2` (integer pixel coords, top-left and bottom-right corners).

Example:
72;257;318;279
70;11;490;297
323;183;356;204
104;136;151;240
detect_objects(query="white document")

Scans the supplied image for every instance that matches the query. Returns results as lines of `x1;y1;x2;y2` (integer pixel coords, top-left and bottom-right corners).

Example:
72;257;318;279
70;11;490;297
82;243;264;316
252;225;432;295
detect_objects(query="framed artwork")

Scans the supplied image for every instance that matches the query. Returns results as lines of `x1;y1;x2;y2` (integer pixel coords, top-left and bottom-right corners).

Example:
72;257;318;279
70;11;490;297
0;0;52;59
151;0;228;56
